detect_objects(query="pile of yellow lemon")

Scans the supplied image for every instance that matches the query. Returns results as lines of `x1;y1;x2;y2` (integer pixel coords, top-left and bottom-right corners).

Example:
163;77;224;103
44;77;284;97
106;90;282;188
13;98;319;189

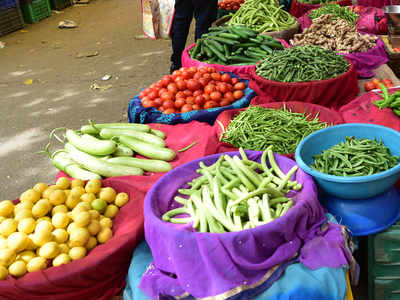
0;177;129;280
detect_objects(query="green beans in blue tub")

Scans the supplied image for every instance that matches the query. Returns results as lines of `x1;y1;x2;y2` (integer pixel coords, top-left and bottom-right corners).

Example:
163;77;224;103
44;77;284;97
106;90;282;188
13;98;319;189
310;136;399;177
127;72;256;125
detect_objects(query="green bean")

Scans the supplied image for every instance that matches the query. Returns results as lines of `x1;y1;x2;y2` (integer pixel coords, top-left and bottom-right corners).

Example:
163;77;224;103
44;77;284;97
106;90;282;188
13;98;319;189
221;105;328;154
309;4;359;25
311;136;399;176
256;45;349;83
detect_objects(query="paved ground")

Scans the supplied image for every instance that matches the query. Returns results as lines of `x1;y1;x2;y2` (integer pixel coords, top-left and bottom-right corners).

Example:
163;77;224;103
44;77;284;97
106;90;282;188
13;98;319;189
0;0;179;200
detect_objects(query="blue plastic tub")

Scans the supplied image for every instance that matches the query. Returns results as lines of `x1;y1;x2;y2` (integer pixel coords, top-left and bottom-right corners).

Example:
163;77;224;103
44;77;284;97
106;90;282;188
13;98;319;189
295;123;400;199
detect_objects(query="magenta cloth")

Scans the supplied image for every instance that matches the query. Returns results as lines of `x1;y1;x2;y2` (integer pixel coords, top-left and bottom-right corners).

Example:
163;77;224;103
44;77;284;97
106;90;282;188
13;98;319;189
340;37;388;78
357;0;391;8
139;150;353;299
181;40;290;80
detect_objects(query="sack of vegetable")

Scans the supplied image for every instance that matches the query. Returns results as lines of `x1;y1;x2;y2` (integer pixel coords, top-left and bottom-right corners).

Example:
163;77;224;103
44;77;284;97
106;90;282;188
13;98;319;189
139;149;354;299
213;100;344;158
249;45;359;109
0;177;143;300
293;13;388;77
181;26;289;79
127;68;256;125
289;0;352;18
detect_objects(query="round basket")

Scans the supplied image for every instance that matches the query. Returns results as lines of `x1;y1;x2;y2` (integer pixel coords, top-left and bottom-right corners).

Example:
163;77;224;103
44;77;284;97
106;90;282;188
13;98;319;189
261;20;300;42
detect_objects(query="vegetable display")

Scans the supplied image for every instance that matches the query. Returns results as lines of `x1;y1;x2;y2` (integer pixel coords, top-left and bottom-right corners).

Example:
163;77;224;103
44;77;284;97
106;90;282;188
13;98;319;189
297;0;334;4
0;177;128;279
189;26;285;66
255;45;349;82
373;83;400;117
43;122;175;180
220;105;328;154
309;4;359;25
227;0;297;33
162;147;302;232
138;67;246;113
311;137;399;176
293;14;377;54
218;0;243;11
364;78;393;92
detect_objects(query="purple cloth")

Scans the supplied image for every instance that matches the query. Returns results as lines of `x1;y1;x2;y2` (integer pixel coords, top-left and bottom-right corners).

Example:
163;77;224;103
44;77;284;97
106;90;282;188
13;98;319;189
342;38;388;78
140;151;353;299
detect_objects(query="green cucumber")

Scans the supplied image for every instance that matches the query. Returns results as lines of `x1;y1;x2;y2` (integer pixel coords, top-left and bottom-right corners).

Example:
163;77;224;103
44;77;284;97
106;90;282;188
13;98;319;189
99;128;166;148
66;129;117;156
209;36;239;46
80;122;150;134
108;157;172;173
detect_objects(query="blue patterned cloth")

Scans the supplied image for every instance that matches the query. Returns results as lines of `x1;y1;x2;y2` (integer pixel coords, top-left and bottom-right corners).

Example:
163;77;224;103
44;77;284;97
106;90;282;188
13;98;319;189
127;74;256;125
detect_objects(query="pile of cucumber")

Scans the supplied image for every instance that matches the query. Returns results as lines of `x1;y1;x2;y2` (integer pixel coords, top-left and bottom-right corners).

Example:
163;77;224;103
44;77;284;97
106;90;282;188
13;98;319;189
42;122;176;180
189;26;285;66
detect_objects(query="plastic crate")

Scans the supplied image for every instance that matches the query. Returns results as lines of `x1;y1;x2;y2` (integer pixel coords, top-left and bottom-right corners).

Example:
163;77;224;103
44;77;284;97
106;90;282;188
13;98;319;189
0;0;24;37
49;0;71;11
368;219;400;300
20;0;50;23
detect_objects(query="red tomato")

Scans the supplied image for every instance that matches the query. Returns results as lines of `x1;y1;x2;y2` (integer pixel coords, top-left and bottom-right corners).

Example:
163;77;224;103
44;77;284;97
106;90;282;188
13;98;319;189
211;72;221;81
160;91;174;102
172;70;182;80
174;98;185;108
217;83;228;94
161;75;172;87
198;67;208;74
163;100;175;109
147;90;158;100
158;106;165;112
203;73;211;80
176;80;187;90
204;84;216;94
233;90;244;99
183;89;193;97
167;83;178;94
193;90;202;97
176;91;185;98
187;79;201;91
141;96;150;103
234;82;246;90
207;67;216;73
181;104;193;112
194;95;205;105
204;101;218;109
181;71;192;80
192;104;201;110
220;100;231;107
142;100;155;108
210;91;222;102
372;78;381;89
224;91;234;102
382;78;393;87
188;66;197;74
158;88;168;97
155;81;163;89
175;76;184;82
164;108;176;114
221;73;231;83
199;77;209;87
193;72;202;80
154;98;163;107
139;91;147;98
364;81;375;91
186;96;195;105
203;93;211;102
231;78;239;84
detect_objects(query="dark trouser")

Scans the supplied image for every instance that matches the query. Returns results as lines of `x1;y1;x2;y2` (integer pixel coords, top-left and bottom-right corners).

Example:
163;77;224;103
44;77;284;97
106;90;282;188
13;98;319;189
170;0;217;72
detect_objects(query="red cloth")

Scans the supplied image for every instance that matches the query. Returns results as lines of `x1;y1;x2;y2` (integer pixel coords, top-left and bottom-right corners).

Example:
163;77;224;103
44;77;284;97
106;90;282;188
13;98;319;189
212;99;344;158
357;0;391;8
290;0;352;18
249;58;359;110
4;178;144;300
2;121;216;300
339;89;400;132
181;41;290;80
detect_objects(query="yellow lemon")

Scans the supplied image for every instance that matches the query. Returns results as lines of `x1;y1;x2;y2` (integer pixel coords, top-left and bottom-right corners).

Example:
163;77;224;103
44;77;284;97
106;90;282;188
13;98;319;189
52;253;71;267
99;217;112;229
32;231;53;247
32;182;48;195
66;222;78;235
87;220;101;236
0;219;18;237
32;200;51;219
71;179;85;188
69;247;86;260
14;202;33;214
0;248;16;266
84;179;102;194
65;194;80;210
104;205;119;219
97;227;112;244
17;218;36;234
88;210;100;221
80;193;96;204
99;187;116;204
0;201;14;217
20;189;40;204
0;237;7;249
8;260;26;277
35;220;53;234
38;242;59;259
52;213;70;229
85;236;97;251
42;186;58;200
70;186;85;198
26;256;47;273
51;205;68;216
7;232;28;252
115;192;129;207
52;229;68;244
49;190;66;206
58;243;69;254
74;211;90;227
0;265;8;280
14;209;32;221
55;177;71;190
17;251;36;263
69;228;90;247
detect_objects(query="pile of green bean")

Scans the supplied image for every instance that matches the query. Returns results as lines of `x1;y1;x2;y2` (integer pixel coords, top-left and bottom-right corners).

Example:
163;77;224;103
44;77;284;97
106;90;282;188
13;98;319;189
255;45;350;82
162;147;302;233
309;4;359;25
220;105;328;154
298;0;332;4
227;0;297;33
311;137;399;176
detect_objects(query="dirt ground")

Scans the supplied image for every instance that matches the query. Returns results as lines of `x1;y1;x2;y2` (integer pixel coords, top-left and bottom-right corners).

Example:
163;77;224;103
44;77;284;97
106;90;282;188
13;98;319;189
0;0;189;200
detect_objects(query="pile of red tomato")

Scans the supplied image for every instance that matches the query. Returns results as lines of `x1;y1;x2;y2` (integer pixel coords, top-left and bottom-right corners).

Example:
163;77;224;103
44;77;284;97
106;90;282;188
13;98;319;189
138;66;246;114
218;0;244;11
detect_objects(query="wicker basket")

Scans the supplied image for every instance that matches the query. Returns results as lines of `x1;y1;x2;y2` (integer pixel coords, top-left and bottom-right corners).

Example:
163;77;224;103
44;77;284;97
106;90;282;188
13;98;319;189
381;35;400;78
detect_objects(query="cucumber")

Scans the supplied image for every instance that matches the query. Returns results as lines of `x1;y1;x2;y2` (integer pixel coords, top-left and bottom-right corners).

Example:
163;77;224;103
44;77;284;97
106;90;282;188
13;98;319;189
108;157;172;173
113;143;134;157
80;123;150;134
207;39;224;52
203;44;213;58
229;26;249;39
191;41;201;58
228;55;259;63
208;36;239;46
150;129;166;139
205;40;227;63
99;128;166;148
263;40;284;50
65;143;143;177
219;32;241;40
119;135;176;161
260;44;273;54
66;130;117;156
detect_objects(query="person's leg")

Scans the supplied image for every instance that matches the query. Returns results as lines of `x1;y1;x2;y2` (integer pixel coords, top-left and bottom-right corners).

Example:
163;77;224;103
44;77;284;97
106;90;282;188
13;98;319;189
170;0;194;73
193;0;218;41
